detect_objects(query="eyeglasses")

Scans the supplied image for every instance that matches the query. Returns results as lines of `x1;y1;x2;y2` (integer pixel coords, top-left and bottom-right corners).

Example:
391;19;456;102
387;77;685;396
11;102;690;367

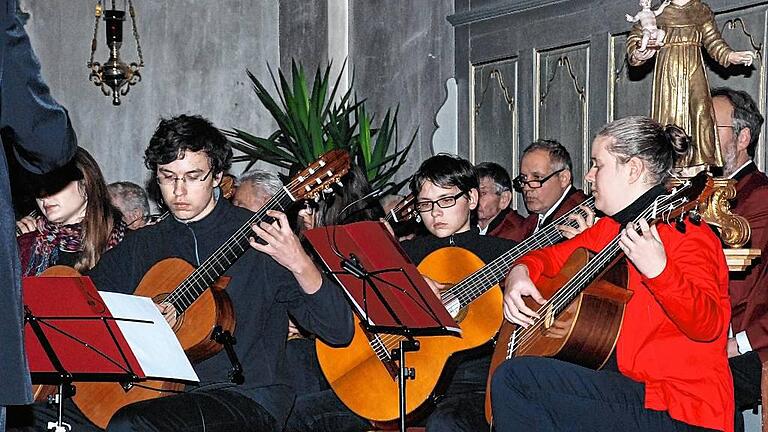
156;169;213;186
416;191;467;213
716;125;734;129
513;168;564;192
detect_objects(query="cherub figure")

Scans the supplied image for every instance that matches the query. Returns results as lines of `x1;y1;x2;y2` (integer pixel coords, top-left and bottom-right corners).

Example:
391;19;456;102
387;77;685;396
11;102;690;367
626;0;671;52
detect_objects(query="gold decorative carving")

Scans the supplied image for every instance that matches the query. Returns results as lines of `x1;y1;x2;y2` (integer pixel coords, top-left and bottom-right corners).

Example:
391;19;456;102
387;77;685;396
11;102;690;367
540;55;586;104
699;177;751;248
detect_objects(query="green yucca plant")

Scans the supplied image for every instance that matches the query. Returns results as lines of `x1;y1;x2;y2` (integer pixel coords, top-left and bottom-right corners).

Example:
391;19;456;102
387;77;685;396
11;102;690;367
225;60;415;191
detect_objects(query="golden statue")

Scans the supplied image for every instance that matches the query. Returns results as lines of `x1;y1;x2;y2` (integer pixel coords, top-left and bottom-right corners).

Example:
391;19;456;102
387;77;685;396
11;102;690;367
626;0;754;169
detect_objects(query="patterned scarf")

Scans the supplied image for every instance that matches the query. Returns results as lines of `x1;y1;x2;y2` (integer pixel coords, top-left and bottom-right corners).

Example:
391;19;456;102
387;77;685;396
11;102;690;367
23;217;127;276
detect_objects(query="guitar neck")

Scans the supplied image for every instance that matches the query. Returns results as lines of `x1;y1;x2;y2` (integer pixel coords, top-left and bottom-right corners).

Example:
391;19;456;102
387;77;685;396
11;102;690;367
165;189;296;314
448;197;596;307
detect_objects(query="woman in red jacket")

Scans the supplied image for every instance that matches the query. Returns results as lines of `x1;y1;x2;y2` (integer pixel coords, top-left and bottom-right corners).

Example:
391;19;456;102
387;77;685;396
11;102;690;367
491;116;732;432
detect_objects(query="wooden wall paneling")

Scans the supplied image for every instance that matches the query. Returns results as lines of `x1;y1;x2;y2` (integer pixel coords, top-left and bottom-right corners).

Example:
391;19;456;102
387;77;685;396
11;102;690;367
609;32;654;122
471;59;518;170
471;57;519;209
535;43;590;189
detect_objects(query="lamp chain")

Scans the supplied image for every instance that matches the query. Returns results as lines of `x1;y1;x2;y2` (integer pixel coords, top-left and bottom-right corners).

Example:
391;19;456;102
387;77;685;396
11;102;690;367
127;0;144;67
87;1;102;68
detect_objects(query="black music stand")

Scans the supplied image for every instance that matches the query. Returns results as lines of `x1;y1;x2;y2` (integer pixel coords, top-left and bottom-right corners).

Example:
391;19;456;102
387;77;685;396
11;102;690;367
305;221;459;432
23;276;148;431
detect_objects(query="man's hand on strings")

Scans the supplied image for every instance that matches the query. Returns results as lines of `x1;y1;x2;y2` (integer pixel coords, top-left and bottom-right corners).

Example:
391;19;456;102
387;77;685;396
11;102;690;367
423;275;448;299
156;302;178;328
503;265;546;327
557;205;595;239
16;215;37;236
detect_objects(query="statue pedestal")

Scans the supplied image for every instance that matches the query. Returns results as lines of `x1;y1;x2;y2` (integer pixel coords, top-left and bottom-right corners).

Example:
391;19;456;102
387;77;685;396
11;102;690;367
724;248;761;272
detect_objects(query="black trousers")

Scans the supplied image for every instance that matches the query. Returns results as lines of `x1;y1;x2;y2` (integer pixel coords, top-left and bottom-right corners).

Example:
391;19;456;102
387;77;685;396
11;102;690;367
285;355;491;432
491;357;717;432
731;351;763;432
7;387;276;432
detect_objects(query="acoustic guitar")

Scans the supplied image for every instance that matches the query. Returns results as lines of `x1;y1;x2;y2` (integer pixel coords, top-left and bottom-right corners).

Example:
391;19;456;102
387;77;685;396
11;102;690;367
72;150;350;429
315;197;596;424
484;173;714;423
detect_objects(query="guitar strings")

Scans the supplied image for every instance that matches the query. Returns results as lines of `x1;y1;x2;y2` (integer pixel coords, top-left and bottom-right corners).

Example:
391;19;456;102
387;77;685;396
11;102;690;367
164;186;291;308
164;173;314;310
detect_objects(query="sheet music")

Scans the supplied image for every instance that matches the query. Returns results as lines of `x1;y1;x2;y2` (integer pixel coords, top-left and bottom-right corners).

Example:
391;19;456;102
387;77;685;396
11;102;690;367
99;292;198;383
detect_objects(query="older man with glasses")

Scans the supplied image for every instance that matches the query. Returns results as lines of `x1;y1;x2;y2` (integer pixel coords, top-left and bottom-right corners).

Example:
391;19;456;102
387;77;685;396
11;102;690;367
475;162;517;237
494;139;589;242
711;87;768;432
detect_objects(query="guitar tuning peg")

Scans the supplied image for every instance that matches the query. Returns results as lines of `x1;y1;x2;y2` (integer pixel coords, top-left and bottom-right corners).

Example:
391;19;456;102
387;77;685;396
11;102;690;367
336;180;343;187
689;211;702;225
675;214;686;233
313;195;321;203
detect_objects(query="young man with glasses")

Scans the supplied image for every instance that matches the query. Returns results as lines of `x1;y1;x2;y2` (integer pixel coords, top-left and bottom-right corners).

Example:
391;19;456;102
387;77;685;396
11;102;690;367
494;139;589;242
9;115;353;432
712;87;768;432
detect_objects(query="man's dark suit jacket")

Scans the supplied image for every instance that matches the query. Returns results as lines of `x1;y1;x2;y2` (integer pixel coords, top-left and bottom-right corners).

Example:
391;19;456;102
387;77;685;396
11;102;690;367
729;162;768;362
490;187;589;243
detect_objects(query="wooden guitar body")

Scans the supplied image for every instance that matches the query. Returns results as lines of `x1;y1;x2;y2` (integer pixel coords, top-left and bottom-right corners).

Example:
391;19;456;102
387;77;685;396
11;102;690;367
485;248;631;422
316;247;503;424
72;258;235;429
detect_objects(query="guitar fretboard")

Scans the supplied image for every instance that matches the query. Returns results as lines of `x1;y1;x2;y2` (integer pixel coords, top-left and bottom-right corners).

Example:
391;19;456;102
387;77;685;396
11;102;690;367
165;189;295;313
446;197;596;308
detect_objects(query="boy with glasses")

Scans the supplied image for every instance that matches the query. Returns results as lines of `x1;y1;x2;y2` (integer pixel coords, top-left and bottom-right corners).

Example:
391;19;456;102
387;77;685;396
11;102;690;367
494;139;590;242
284;154;516;432
398;154;517;430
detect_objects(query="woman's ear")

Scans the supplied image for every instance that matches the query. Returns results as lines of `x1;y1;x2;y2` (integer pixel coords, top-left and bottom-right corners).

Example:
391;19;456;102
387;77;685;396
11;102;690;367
77;180;88;199
626;157;645;184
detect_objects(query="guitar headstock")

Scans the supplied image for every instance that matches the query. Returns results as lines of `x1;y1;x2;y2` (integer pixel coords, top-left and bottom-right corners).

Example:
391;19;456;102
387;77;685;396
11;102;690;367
651;171;714;224
386;193;419;224
286;150;351;201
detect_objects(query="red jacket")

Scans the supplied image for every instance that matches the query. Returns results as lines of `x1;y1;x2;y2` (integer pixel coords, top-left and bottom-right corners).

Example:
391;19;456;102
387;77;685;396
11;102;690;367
728;162;768;361
517;216;733;432
492;187;589;242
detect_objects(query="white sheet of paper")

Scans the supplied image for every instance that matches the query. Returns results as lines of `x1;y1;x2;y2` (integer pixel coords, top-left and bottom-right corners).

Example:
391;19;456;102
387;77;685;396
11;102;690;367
99;292;198;383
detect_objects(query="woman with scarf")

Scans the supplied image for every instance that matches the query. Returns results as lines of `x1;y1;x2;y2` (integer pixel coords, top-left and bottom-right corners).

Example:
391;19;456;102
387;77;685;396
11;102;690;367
17;147;126;276
491;116;732;432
